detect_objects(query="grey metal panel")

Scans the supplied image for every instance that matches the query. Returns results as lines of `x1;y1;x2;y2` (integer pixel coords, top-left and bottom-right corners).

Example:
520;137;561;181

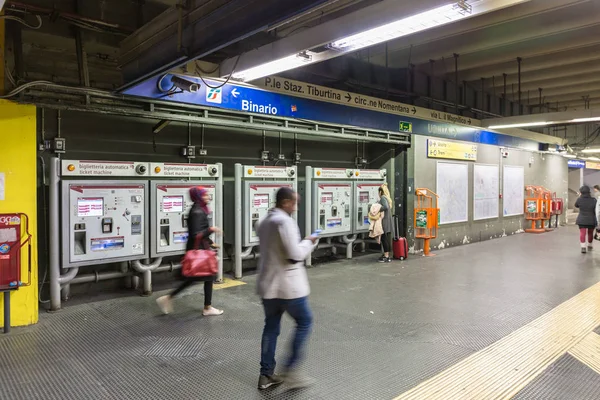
149;179;218;258
61;179;150;268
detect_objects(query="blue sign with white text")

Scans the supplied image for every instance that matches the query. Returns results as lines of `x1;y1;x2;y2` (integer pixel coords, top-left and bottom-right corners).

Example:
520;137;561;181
124;75;540;151
568;159;586;168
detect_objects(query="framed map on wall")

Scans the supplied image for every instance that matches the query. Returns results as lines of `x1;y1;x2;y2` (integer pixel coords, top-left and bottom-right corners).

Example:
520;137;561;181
473;164;499;220
503;165;525;217
436;161;469;225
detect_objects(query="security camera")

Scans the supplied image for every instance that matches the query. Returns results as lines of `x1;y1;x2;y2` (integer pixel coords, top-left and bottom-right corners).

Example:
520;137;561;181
171;76;200;93
136;164;147;175
288;169;295;176
209;166;218;175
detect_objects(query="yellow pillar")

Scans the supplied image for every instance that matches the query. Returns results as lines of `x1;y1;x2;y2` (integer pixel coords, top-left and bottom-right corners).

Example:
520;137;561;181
0;100;38;327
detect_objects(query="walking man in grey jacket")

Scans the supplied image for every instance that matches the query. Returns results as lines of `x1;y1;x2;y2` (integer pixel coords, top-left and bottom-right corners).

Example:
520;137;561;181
256;187;318;390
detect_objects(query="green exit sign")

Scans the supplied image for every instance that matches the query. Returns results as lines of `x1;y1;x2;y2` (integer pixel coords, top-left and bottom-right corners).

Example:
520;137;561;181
399;121;412;133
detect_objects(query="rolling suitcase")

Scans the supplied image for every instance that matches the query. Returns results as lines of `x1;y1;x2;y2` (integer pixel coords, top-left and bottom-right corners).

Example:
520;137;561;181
392;215;408;260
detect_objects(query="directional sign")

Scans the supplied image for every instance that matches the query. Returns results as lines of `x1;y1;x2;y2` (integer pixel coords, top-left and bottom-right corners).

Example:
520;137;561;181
257;76;477;127
123;74;541;151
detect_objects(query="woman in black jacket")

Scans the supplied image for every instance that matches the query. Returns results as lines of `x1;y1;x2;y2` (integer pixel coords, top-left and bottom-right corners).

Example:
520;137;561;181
575;185;597;254
156;186;224;316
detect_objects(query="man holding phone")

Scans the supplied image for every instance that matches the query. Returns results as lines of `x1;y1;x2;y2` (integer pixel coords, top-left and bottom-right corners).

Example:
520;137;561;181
256;187;318;390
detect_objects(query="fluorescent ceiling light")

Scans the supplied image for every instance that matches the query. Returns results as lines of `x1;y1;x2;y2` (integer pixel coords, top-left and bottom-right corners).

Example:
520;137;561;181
329;3;471;52
570;117;600;123
582;148;600;153
587;157;600;161
488;121;551;129
232;52;312;82
563;154;576;158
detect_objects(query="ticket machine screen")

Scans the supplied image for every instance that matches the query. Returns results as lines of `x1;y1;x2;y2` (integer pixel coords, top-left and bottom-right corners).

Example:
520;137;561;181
77;198;104;217
162;196;184;213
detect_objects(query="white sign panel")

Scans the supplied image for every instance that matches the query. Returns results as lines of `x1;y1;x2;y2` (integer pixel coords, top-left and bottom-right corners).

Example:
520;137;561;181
244;165;296;178
314;168;353;179
62;160;148;177
355;169;386;180
473;164;499;221
0;172;4;201
436;161;469;225
258;76;479;127
150;163;219;178
503;165;525;217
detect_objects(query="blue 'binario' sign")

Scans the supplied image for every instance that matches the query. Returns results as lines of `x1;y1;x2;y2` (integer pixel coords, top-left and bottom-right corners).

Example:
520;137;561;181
568;159;586;168
123;74;540;151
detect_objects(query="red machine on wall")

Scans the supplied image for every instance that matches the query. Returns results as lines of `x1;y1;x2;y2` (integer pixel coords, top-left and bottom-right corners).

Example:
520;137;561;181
551;193;564;229
0;213;32;291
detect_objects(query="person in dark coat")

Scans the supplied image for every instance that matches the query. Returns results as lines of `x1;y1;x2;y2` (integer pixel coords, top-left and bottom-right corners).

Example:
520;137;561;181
156;186;224;315
575;185;597;254
377;184;394;262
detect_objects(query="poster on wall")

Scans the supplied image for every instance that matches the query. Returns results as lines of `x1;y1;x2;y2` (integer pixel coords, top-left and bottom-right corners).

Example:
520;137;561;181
473;164;499;220
436;161;469;225
503;165;525;217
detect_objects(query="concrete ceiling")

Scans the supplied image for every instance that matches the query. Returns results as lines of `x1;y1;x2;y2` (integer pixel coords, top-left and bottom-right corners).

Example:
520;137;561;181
355;0;600;111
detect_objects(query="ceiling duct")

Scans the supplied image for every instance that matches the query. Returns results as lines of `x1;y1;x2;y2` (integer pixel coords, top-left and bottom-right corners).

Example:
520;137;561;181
118;0;335;90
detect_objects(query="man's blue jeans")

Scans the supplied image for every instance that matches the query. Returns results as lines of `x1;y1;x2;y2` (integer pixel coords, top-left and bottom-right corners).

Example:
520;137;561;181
260;296;313;376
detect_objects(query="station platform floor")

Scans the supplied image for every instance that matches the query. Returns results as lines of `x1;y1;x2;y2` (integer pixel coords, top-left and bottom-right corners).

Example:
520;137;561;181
3;226;600;399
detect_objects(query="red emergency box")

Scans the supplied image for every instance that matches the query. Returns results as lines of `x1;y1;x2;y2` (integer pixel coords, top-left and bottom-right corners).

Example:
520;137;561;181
0;213;32;291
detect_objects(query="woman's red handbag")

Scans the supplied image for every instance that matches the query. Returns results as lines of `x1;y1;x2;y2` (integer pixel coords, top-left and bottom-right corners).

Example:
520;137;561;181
181;234;218;277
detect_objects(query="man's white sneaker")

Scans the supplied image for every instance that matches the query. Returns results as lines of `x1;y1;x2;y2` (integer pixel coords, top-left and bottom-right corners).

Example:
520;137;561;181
203;306;224;316
156;295;173;315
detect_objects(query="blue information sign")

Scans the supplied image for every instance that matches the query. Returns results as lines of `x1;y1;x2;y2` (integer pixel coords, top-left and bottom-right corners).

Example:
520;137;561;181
124;74;540;151
568;159;586;168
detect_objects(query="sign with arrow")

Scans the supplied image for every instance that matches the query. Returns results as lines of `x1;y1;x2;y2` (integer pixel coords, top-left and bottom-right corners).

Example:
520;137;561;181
231;88;240;98
258;76;479;127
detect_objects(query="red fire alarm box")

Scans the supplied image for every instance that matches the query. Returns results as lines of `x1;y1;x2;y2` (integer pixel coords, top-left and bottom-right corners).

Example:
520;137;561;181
0;213;32;291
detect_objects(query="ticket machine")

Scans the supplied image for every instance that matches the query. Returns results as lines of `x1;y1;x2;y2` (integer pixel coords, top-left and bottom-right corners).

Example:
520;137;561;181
353;169;387;234
233;164;297;278
149;163;221;259
61;180;149;267
305;167;355;266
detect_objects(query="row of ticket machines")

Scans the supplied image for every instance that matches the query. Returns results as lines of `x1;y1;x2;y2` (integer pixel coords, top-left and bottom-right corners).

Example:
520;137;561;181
60;160;386;269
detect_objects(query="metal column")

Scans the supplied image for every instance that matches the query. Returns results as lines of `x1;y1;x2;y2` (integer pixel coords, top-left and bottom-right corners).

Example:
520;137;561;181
3;291;9;334
305;166;313;267
234;163;243;279
216;162;224;282
517;57;522;114
49;157;62;311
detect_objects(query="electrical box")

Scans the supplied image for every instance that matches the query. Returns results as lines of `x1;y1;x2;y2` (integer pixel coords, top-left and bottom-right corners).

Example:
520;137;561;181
313;182;352;236
150;182;216;257
62;181;149;267
242;165;297;246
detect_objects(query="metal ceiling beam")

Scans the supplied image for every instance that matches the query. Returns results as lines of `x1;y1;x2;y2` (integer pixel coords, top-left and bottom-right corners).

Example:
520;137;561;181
503;73;600;97
118;0;335;89
532;82;600;100
367;0;584;67
457;43;600;82
543;90;600;105
432;32;600;76
219;0;447;77
485;59;600;89
481;108;600;128
219;0;530;80
393;3;600;70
